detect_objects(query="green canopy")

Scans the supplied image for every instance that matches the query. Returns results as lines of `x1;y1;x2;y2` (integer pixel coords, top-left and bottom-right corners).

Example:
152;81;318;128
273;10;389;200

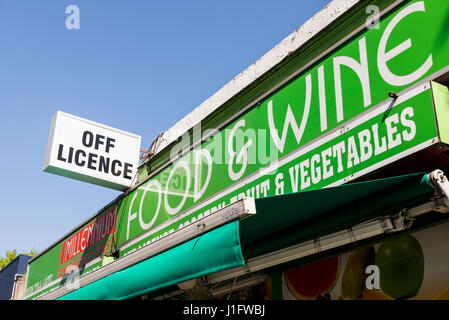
58;219;244;300
58;172;437;300
240;172;435;259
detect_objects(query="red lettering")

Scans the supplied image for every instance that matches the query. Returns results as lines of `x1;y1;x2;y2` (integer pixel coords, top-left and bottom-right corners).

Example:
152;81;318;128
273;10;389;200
57;206;118;269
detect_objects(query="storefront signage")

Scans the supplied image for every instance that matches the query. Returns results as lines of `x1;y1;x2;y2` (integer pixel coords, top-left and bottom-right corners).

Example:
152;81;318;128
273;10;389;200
26;0;449;299
120;0;449;251
57;206;118;279
23;203;121;299
43;111;141;191
119;83;438;255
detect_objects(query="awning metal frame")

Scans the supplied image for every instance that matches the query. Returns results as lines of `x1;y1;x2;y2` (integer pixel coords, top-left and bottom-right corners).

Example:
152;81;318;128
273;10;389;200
428;169;449;200
205;169;449;286
206;217;396;284
35;197;256;300
35;170;449;300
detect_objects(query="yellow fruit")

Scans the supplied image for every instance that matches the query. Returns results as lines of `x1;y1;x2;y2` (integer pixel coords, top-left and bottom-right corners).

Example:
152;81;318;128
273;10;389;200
362;288;394;300
341;246;375;299
433;286;449;300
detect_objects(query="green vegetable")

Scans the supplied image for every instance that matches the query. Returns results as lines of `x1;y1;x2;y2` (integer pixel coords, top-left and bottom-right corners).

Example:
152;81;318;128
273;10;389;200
376;234;424;299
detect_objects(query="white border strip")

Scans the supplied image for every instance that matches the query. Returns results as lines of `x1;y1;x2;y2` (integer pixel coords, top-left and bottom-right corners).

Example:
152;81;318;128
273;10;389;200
55;111;141;139
154;0;405;156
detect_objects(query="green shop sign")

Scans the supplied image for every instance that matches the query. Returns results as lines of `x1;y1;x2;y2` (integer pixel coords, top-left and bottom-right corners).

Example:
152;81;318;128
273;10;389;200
119;82;440;255
25;0;449;299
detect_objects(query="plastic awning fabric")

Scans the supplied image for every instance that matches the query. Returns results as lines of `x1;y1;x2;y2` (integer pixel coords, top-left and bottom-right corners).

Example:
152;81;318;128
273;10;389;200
58;219;244;300
240;172;435;259
57;172;436;300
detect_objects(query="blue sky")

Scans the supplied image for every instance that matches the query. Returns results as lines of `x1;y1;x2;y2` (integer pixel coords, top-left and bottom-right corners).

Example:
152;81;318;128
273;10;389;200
0;0;331;256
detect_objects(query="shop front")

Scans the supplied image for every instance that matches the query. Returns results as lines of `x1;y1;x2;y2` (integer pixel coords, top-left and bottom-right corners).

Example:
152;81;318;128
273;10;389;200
21;0;449;300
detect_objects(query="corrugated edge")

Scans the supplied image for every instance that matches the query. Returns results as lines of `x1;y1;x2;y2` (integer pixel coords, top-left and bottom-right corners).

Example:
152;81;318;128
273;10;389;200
153;0;360;155
27;0;364;267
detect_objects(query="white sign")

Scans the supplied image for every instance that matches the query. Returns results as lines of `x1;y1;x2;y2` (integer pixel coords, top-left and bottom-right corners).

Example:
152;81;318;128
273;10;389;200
43;111;141;191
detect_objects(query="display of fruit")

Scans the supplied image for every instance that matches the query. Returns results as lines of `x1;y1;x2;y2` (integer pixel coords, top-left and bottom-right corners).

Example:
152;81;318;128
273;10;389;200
361;287;393;300
375;233;424;299
434;286;449;300
341;246;376;299
285;256;340;300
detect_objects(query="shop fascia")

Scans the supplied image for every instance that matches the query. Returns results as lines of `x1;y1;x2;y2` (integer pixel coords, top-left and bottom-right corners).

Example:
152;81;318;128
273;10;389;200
166;2;427;163
24;0;449;300
132;0;433;220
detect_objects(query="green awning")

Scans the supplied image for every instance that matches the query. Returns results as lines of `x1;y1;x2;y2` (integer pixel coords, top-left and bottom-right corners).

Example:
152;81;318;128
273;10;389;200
57;172;439;300
58;219;244;300
240;172;435;259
